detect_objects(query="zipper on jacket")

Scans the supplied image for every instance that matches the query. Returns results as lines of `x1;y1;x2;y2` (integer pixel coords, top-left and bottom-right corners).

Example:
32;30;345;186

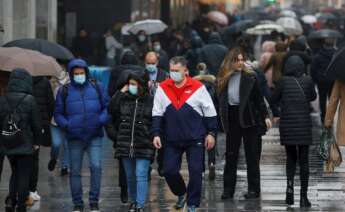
80;88;87;132
129;99;139;158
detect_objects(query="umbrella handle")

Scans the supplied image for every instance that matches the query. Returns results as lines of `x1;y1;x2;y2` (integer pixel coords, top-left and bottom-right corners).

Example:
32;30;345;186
148;35;152;50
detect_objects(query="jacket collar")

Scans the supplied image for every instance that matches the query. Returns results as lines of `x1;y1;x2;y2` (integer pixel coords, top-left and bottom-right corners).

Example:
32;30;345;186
166;76;193;89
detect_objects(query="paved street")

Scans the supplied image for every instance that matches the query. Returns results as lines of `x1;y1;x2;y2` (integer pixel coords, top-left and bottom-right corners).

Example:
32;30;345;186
0;114;344;211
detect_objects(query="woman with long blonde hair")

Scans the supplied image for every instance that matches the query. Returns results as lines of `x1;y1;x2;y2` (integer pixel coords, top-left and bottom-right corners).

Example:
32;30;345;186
217;47;272;200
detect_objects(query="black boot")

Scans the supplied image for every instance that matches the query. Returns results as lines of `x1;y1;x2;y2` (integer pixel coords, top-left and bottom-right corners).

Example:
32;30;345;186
221;190;233;200
285;180;294;205
5;197;15;212
300;180;311;208
15;206;27;212
120;187;128;204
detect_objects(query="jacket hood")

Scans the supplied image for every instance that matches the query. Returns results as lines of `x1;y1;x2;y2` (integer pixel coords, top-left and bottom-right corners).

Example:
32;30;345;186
7;68;33;94
191;36;203;48
319;47;336;59
208;32;223;45
193;74;216;83
120;50;139;65
283;56;305;77
127;71;149;95
289;39;306;51
67;59;89;84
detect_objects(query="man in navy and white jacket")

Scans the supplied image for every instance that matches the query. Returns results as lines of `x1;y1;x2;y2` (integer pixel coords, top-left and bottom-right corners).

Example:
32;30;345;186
152;56;217;212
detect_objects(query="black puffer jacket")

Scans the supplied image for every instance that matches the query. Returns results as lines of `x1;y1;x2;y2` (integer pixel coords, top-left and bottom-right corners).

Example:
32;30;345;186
272;56;317;146
108;73;154;160
310;47;336;85
199;32;228;76
0;69;42;155
33;77;55;126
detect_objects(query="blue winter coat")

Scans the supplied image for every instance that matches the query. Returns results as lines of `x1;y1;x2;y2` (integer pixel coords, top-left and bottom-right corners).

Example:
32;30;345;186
54;59;110;142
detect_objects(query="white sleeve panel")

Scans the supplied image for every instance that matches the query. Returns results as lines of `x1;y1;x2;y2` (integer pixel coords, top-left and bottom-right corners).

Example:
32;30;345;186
186;85;217;117
152;86;171;116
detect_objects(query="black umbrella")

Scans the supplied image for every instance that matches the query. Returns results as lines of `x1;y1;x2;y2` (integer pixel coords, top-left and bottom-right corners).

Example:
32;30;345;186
221;20;256;35
325;46;345;81
3;38;74;61
220;20;256;48
308;29;344;39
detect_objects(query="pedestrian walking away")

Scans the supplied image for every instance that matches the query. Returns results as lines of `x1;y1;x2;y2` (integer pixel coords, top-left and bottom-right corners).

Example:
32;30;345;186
272;56;317;208
0;69;42;212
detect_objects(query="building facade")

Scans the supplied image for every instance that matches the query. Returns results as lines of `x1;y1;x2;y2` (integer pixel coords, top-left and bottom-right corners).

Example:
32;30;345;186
0;0;57;45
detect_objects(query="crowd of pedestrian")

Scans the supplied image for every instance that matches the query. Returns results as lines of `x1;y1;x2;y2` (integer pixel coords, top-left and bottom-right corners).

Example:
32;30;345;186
0;8;344;212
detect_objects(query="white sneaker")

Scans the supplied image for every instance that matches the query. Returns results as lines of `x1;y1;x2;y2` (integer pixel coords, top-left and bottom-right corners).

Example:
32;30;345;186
30;191;41;201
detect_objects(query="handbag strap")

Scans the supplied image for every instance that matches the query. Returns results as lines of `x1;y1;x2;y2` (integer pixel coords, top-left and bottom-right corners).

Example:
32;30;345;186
293;77;306;99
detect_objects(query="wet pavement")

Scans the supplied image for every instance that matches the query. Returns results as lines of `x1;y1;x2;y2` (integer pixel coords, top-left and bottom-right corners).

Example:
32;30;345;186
0;113;344;211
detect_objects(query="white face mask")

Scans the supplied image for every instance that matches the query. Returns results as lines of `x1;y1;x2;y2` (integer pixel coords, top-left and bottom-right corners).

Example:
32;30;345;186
153;44;161;52
138;35;146;42
170;71;184;83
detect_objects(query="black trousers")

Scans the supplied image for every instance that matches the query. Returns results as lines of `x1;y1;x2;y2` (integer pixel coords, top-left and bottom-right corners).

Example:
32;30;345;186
318;83;333;123
8;155;33;208
118;159;127;190
285;145;309;182
29;149;39;192
0;154;4;182
257;137;263;161
156;147;164;171
223;106;261;194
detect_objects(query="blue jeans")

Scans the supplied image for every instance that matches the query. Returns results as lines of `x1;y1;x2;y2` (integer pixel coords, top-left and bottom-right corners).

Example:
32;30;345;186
50;125;69;168
122;158;150;208
68;137;103;206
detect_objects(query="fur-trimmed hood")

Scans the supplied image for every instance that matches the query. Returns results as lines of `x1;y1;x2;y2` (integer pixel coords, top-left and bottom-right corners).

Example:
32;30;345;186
193;74;216;84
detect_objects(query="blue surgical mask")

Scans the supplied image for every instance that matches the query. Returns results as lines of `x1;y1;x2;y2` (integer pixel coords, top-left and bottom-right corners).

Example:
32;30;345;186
153;44;161;52
138;35;146;42
74;74;86;85
146;64;158;73
129;85;138;95
170;71;184;83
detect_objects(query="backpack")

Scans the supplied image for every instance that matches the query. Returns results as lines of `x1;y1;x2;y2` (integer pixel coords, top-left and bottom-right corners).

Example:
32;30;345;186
1;95;27;149
61;79;103;114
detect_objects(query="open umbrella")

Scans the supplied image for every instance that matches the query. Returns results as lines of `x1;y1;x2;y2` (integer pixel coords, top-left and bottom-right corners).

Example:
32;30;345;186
276;17;303;35
0;47;62;77
301;15;317;24
308;29;343;39
280;10;297;18
246;24;285;35
3;38;74;61
121;23;134;35
207;11;228;26
325;46;345;81
128;19;167;35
